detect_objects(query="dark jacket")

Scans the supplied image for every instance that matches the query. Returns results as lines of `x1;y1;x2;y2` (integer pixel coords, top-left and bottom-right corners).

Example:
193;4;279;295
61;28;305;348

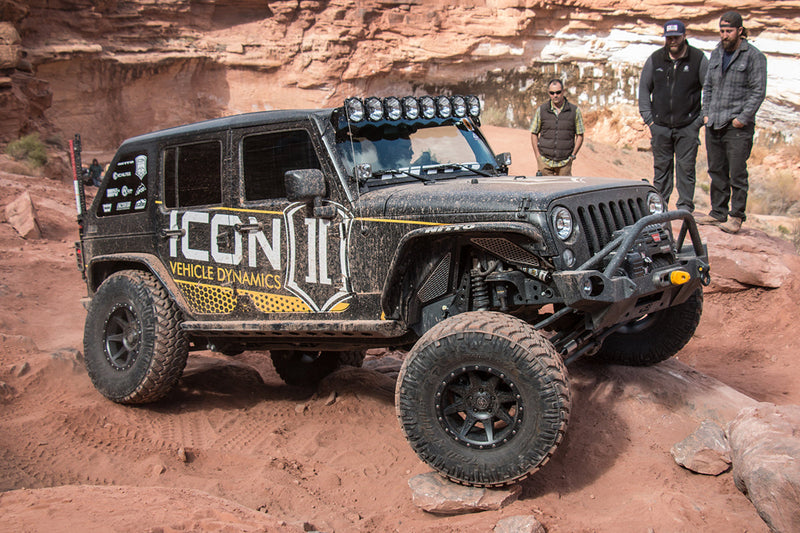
537;100;577;161
702;39;767;129
639;42;708;128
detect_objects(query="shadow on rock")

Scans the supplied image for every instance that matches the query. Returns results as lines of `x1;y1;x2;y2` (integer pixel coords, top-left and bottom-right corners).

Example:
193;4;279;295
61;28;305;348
521;361;631;498
317;366;397;404
157;355;310;413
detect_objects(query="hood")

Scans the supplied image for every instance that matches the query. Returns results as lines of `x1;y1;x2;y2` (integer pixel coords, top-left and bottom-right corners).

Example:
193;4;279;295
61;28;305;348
354;174;653;219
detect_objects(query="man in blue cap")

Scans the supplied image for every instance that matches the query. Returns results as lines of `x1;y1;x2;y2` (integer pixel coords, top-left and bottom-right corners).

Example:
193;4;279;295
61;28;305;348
639;19;708;214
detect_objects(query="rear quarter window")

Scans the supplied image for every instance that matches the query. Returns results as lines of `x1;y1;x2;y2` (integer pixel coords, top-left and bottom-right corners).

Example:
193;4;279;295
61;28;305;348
96;152;150;217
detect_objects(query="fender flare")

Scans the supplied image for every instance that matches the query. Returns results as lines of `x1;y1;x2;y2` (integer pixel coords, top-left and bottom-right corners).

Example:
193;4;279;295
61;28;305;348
86;253;194;318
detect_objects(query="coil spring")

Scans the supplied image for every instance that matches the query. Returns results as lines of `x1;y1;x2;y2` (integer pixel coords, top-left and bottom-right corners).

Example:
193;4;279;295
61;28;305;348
471;268;490;310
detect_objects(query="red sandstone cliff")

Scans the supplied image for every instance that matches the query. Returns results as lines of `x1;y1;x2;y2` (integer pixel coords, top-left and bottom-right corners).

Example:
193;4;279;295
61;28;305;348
1;0;798;150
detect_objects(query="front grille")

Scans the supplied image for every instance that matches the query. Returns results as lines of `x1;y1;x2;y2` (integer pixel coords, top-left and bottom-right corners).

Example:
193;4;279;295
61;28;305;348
577;197;648;255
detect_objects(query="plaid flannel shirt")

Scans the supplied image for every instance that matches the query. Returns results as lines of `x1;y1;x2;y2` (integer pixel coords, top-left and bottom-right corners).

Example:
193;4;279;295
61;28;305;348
702;39;767;129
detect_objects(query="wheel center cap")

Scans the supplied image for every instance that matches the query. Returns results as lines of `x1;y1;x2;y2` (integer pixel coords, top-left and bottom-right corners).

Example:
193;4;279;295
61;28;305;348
125;329;138;345
471;391;492;411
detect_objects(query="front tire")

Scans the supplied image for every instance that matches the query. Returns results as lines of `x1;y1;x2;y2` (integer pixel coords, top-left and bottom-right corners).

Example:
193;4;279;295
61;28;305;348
83;270;188;403
594;288;703;366
396;311;570;487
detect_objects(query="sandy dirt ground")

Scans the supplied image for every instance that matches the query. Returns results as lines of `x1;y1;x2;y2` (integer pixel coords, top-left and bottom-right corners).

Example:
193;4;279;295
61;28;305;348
1;128;798;532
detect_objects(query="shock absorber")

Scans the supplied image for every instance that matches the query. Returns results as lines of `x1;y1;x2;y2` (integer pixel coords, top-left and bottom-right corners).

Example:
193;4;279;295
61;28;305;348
470;268;490;310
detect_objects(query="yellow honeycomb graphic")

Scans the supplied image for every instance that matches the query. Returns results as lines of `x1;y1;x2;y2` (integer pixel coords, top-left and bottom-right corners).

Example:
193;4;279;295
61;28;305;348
176;282;350;314
177;281;236;314
242;289;313;313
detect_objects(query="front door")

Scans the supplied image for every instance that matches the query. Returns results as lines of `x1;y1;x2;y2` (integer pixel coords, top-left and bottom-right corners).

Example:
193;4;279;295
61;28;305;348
230;126;354;318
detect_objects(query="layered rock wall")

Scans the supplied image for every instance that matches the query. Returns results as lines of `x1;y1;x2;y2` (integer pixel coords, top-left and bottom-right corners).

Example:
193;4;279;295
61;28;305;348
1;0;799;150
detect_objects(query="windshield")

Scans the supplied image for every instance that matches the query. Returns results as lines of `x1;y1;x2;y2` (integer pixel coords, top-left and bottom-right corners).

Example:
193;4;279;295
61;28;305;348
335;117;498;183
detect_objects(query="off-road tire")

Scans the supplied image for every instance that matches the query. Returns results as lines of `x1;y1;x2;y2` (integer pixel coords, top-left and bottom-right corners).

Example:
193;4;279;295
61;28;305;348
83;270;188;404
271;350;365;387
594;288;703;366
396;311;570;487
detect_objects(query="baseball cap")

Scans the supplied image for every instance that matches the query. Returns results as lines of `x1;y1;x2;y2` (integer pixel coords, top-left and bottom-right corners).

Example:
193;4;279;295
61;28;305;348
663;19;686;37
720;11;743;28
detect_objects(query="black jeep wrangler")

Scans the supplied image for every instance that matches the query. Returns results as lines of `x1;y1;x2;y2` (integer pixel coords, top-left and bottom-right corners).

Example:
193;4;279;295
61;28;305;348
74;94;709;487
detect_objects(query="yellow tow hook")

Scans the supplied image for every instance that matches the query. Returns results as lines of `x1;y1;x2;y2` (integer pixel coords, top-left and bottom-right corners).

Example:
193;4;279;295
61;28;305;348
669;270;691;286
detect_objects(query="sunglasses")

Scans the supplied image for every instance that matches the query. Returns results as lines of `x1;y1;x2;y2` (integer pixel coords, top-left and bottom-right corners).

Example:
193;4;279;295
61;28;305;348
549;90;562;95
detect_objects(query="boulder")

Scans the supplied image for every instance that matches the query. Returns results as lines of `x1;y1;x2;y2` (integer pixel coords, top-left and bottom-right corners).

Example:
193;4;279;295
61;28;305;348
5;191;42;239
0;22;21;69
408;472;521;515
583;359;758;425
671;419;731;475
702;226;794;292
727;403;800;533
494;515;546;533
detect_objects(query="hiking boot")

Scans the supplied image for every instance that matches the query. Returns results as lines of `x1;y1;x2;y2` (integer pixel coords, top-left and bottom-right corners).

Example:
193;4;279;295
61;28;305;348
694;213;723;225
719;216;743;234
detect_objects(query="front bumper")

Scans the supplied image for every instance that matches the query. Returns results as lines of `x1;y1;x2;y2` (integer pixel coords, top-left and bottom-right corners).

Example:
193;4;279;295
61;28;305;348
551;210;709;331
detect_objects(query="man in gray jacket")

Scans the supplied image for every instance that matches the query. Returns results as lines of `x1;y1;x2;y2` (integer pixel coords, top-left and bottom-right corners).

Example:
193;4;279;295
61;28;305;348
639;19;708;213
696;11;767;234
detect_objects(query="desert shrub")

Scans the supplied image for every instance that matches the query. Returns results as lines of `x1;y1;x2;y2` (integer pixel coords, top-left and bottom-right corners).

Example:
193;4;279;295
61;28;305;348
749;169;800;217
6;134;48;168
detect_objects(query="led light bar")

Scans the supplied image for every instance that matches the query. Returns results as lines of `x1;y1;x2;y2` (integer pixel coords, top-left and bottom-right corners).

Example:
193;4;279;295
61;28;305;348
344;97;365;122
342;95;482;122
419;96;436;119
436;96;452;118
384;96;402;120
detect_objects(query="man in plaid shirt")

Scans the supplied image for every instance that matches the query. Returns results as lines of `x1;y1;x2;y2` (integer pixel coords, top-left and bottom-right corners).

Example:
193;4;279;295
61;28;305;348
696;11;767;234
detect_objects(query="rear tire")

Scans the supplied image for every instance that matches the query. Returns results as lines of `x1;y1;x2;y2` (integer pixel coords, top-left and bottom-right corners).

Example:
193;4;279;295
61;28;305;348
396;311;570;487
83;270;188;403
594;288;703;366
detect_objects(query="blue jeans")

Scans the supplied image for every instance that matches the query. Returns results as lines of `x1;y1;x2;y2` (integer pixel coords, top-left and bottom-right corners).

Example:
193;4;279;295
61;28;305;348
705;123;754;222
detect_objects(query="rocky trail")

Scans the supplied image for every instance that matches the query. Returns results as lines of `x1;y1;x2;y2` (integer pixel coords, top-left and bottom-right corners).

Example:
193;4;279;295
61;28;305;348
1;132;799;531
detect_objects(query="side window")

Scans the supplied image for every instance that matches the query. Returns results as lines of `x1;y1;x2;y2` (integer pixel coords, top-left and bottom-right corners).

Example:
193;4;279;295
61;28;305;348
96;151;149;217
243;130;321;201
163;141;222;208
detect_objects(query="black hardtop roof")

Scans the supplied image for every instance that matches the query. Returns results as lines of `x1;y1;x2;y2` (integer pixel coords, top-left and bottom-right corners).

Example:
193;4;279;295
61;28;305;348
119;108;336;148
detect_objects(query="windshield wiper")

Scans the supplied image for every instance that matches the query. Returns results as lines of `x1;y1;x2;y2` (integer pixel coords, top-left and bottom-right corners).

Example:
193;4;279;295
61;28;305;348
431;163;495;177
373;168;435;184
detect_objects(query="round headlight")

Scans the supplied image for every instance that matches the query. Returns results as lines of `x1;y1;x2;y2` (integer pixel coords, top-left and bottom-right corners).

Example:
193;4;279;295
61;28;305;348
364;97;383;121
384;97;402;120
436;96;452;118
466;95;481;117
551;206;573;241
344;98;365;122
451;95;467;118
647;192;665;214
419;96;436;119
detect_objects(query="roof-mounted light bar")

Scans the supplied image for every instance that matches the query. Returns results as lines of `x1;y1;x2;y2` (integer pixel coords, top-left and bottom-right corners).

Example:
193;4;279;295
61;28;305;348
342;95;481;123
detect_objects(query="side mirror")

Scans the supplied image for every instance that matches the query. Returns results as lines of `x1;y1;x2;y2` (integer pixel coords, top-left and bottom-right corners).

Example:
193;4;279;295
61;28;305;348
285;169;326;203
495;152;512;167
284;169;336;219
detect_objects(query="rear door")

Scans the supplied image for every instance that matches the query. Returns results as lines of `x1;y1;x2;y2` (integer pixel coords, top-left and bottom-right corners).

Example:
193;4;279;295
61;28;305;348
155;134;241;318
